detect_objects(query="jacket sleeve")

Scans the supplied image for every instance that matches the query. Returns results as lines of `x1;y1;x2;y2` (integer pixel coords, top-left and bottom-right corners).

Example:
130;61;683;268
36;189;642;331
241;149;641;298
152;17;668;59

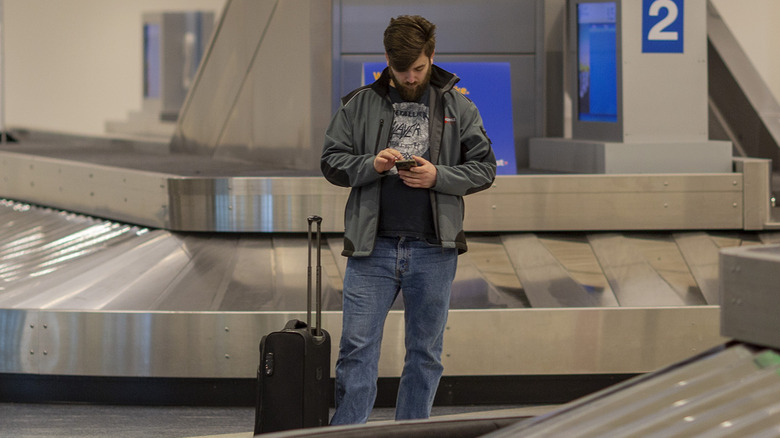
432;95;497;196
321;102;385;188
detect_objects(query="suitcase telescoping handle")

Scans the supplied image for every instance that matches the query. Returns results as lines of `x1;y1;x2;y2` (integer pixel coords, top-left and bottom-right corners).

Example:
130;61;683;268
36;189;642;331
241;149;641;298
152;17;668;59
307;215;323;337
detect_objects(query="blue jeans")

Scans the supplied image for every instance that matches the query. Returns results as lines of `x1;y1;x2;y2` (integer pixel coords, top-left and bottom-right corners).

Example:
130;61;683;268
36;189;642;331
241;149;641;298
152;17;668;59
330;236;458;425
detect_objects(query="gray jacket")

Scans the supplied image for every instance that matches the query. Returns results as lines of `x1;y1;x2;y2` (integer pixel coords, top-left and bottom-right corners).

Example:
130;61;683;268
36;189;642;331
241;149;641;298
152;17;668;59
321;65;496;257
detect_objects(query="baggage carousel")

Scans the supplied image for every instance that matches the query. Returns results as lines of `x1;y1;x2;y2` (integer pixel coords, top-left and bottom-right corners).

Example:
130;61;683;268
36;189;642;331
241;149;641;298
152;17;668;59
3;0;780;407
0;132;778;406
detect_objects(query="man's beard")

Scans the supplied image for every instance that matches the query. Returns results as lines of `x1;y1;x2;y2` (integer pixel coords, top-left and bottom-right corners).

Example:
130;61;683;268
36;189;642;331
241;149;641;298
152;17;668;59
390;64;432;102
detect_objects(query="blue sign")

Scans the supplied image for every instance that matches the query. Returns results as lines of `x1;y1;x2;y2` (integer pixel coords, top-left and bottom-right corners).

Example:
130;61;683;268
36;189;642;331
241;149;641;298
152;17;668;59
642;0;684;53
363;62;516;175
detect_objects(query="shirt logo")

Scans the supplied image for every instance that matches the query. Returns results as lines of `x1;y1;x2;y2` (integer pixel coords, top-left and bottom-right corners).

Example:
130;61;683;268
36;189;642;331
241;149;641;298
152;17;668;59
444;117;457;124
389;101;430;161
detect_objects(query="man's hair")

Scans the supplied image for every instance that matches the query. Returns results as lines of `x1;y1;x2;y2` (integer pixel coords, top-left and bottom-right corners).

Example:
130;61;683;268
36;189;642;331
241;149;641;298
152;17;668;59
383;15;436;71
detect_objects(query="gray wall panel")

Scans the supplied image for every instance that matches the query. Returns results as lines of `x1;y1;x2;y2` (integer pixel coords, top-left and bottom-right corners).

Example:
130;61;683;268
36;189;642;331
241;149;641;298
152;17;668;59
338;0;539;54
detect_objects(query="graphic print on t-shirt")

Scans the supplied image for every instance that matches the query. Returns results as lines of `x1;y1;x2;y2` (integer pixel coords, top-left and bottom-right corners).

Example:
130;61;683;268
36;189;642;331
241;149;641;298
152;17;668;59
379;98;435;238
388;102;429;172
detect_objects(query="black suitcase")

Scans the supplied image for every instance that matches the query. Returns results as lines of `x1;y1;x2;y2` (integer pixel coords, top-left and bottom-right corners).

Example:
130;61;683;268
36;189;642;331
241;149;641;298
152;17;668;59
254;215;331;435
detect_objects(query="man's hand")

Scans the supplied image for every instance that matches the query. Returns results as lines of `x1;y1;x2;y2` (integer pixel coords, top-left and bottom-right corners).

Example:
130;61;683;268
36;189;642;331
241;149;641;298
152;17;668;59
374;148;403;173
399;156;437;188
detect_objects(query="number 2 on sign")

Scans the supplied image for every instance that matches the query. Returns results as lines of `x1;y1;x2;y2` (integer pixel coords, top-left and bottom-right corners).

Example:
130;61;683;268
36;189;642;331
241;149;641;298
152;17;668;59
648;0;679;41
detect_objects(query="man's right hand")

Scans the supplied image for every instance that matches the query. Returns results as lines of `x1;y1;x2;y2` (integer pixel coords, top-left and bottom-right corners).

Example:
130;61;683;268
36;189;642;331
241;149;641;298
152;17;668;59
374;148;403;173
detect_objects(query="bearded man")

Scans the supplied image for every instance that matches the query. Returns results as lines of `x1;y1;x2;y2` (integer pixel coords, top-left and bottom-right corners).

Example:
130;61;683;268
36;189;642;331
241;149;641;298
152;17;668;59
321;14;496;424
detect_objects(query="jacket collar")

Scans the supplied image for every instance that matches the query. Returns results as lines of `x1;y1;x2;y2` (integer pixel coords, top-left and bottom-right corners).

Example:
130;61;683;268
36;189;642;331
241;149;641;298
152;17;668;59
372;64;459;98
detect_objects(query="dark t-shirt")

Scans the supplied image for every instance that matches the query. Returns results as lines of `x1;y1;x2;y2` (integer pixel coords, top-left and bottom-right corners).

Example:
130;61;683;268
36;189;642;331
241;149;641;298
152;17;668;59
377;86;437;242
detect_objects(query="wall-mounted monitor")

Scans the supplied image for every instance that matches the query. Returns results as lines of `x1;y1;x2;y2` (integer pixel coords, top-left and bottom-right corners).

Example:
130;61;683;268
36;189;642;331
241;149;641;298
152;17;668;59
569;0;623;142
143;24;161;99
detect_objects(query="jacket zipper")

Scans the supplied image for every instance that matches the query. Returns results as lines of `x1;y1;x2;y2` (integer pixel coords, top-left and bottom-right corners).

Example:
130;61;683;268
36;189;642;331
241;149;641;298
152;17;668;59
374;119;385;151
370;115;394;254
370;118;386;254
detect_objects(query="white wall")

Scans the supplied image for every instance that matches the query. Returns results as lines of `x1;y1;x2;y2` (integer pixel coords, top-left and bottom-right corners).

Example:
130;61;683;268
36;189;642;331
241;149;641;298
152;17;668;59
711;0;780;102
1;1;778;138
2;0;226;137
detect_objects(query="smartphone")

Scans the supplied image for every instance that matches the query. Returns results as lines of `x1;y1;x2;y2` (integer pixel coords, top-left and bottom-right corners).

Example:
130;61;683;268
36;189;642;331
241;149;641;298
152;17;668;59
395;159;417;171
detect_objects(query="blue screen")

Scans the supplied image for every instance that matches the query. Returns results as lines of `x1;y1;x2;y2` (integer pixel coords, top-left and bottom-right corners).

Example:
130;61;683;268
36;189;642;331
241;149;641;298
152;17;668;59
577;2;618;123
144;24;160;99
363;62;516;175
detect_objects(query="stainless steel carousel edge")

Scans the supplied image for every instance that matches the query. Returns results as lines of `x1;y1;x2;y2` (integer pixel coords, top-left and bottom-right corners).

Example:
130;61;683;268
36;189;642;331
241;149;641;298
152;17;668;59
1;150;774;233
0;306;725;379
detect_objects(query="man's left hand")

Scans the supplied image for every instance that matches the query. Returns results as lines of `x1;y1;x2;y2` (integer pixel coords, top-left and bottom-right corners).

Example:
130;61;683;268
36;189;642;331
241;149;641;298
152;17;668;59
398;156;437;189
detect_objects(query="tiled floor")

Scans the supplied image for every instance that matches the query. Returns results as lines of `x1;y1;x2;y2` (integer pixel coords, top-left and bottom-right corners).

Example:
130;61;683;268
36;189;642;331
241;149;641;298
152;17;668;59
0;403;551;438
0;403;254;438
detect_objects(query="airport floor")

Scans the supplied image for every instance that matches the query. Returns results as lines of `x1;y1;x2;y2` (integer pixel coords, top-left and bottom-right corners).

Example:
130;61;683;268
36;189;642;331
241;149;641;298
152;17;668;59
0;403;554;438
